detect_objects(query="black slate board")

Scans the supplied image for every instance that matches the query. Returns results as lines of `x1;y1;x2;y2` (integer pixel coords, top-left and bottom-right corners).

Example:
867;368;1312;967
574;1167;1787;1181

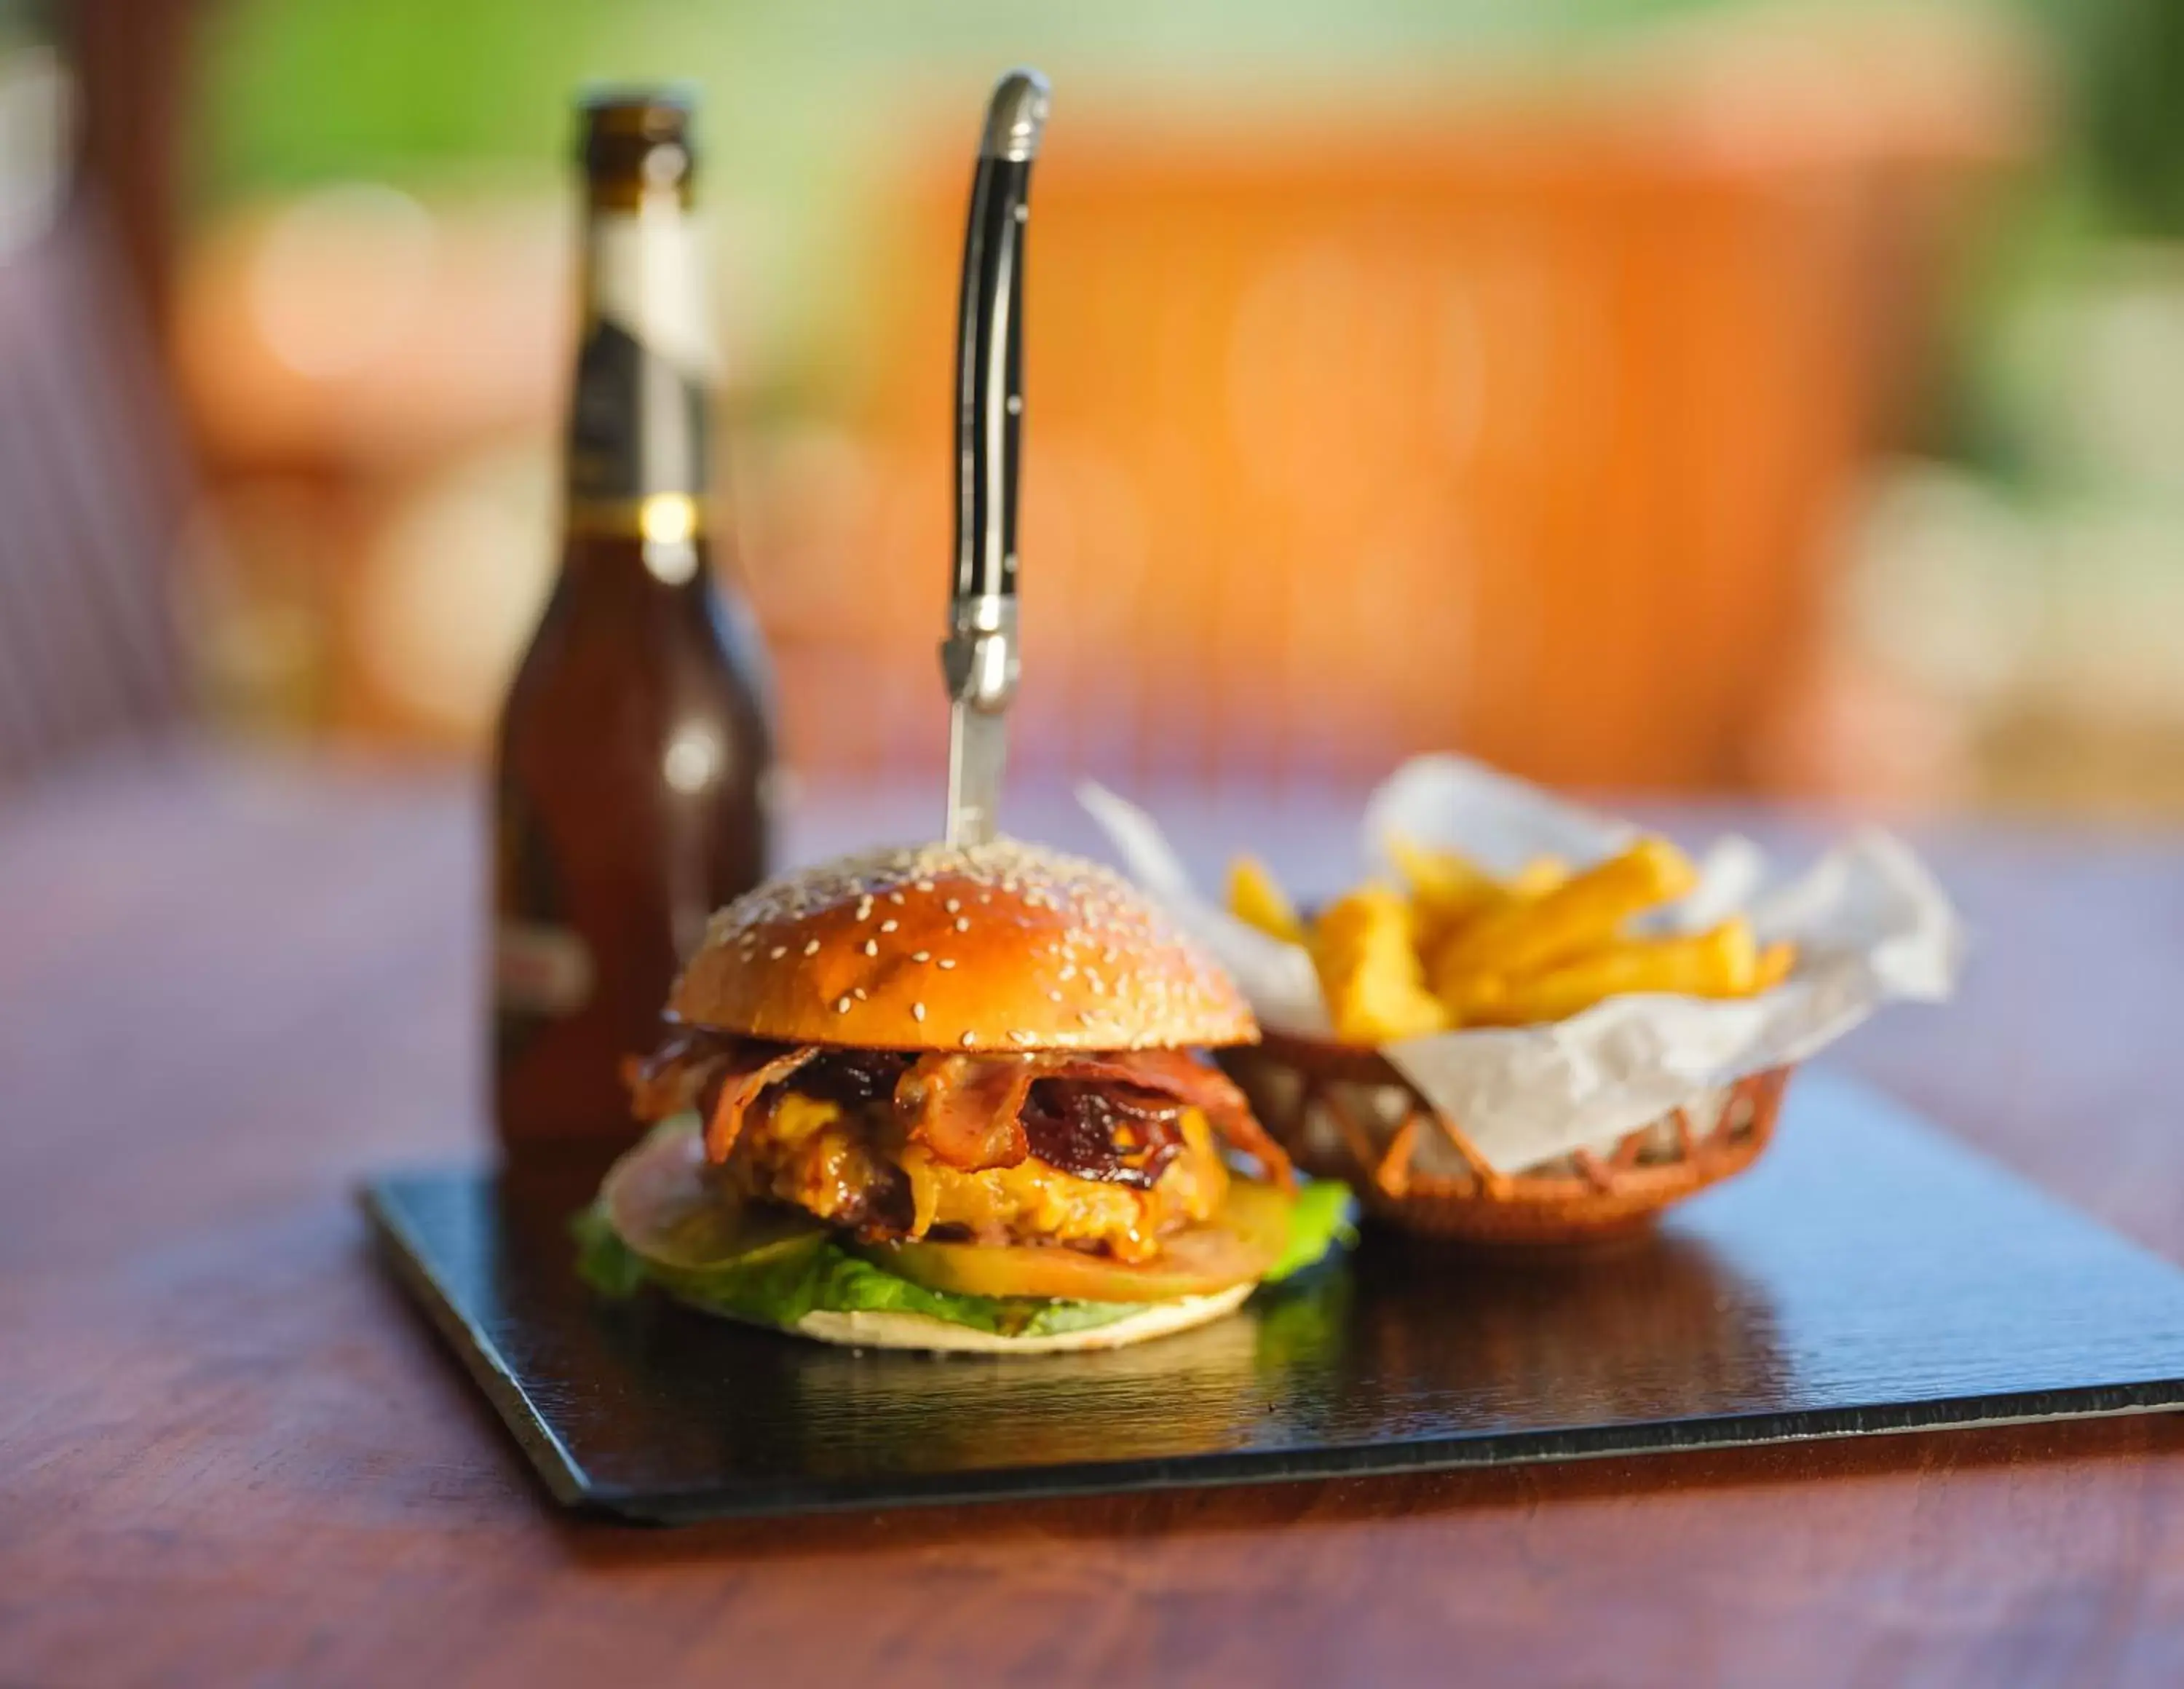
363;1070;2184;1523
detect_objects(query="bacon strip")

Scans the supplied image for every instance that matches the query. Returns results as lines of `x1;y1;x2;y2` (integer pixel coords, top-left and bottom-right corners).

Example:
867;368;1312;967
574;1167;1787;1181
1041;1048;1294;1187
1021;1083;1190;1189
890;1048;1291;1184
626;1027;737;1121
701;1043;820;1162
628;1032;1291;1187
894;1053;1033;1171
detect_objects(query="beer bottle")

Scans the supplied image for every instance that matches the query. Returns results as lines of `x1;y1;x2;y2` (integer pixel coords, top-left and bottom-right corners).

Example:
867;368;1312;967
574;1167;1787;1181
492;89;775;1150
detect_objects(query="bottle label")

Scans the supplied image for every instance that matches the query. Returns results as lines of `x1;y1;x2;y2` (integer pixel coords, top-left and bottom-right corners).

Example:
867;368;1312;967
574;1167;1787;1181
494;922;596;1018
567;319;708;505
568;205;711;506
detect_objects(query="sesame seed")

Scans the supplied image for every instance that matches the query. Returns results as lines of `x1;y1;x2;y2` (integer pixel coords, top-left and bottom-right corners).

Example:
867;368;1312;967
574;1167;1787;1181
863;939;878;956
770;946;787;959
938;958;957;970
1010;1029;1035;1044
836;996;852;1013
954;916;970;932
960;1031;977;1048
879;919;898;933
912;1002;926;1021
945;898;960;913
911;950;930;962
853;987;866;1000
703;840;1218;994
1049;989;1064;1002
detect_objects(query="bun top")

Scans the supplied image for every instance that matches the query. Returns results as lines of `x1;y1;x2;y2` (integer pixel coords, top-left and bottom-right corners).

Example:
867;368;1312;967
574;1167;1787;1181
669;838;1257;1053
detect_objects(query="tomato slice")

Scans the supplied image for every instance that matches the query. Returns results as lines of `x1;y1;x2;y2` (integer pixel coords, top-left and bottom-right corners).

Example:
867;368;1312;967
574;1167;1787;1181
601;1119;826;1273
855;1178;1297;1303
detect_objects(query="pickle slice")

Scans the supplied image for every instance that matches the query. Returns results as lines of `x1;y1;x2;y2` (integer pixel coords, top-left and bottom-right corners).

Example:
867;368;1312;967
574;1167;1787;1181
856;1178;1296;1303
601;1119;825;1273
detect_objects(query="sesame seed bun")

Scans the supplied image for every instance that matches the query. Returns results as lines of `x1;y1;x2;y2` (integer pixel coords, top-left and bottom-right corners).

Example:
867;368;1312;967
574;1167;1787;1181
788;1284;1255;1353
669;838;1258;1052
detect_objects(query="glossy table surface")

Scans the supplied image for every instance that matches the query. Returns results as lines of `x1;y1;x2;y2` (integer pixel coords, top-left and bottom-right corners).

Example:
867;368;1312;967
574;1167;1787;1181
7;747;2184;1686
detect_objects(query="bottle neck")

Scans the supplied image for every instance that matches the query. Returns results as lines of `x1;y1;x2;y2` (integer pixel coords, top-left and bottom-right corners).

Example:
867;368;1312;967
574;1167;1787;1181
565;188;714;558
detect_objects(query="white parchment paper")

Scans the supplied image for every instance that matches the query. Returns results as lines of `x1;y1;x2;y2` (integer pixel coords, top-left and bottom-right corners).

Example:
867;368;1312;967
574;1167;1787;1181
1081;755;1963;1175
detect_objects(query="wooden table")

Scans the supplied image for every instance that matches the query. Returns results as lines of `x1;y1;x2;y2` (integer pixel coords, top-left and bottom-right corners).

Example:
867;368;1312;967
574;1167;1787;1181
7;749;2184;1686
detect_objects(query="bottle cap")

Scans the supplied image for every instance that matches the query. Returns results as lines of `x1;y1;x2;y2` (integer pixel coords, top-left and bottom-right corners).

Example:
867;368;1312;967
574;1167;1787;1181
577;87;697;193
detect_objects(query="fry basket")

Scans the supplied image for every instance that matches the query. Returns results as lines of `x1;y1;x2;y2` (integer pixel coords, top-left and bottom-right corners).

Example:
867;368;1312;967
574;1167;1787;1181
1220;1032;1787;1248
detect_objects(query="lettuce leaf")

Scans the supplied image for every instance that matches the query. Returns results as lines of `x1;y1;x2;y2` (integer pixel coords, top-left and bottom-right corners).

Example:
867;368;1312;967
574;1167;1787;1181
1266;1176;1359;1282
577;1209;1147;1336
574;1176;1356;1340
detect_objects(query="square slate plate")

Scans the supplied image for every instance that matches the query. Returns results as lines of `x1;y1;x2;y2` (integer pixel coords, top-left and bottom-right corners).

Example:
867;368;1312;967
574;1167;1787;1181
363;1070;2184;1523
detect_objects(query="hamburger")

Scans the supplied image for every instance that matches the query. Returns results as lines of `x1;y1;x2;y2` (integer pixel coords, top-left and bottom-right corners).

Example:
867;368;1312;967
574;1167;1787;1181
577;838;1353;1353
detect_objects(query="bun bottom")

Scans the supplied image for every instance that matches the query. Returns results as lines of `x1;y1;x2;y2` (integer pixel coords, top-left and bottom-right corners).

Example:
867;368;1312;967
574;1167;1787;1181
665;1283;1256;1354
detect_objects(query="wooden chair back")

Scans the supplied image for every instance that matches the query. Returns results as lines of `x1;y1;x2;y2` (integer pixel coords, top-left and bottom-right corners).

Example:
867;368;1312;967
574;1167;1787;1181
0;207;187;784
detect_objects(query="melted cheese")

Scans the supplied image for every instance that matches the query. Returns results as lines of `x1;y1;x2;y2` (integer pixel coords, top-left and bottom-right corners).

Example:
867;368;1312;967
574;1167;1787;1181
770;1091;843;1146
740;1092;896;1227
734;1093;1228;1261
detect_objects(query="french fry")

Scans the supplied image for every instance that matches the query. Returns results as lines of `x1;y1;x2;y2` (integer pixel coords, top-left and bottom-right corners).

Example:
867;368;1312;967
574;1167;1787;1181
1754;939;1798;992
1312;884;1452;1044
1262;820;1765;1036
1476;918;1759;1025
1508;856;1571;900
1427;836;1698;1004
1390;839;1570;956
1437;970;1512;1024
1227;855;1307;946
1387;834;1503;940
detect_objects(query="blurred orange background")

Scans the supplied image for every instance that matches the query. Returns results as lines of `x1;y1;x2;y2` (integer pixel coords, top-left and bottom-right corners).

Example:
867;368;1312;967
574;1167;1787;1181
25;0;2184;819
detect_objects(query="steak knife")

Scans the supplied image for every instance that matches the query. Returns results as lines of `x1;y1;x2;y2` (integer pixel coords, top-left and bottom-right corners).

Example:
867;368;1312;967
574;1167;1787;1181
941;67;1049;846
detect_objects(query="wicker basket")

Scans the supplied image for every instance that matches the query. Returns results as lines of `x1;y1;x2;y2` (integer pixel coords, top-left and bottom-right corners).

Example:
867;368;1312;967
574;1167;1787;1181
1219;1031;1788;1249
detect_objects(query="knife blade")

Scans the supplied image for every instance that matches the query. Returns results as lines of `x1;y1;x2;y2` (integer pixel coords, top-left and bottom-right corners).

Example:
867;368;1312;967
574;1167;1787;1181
946;686;1010;849
941;68;1049;846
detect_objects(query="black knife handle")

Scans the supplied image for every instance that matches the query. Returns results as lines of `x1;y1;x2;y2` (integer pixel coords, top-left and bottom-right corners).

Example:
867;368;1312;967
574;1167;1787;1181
952;71;1048;606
